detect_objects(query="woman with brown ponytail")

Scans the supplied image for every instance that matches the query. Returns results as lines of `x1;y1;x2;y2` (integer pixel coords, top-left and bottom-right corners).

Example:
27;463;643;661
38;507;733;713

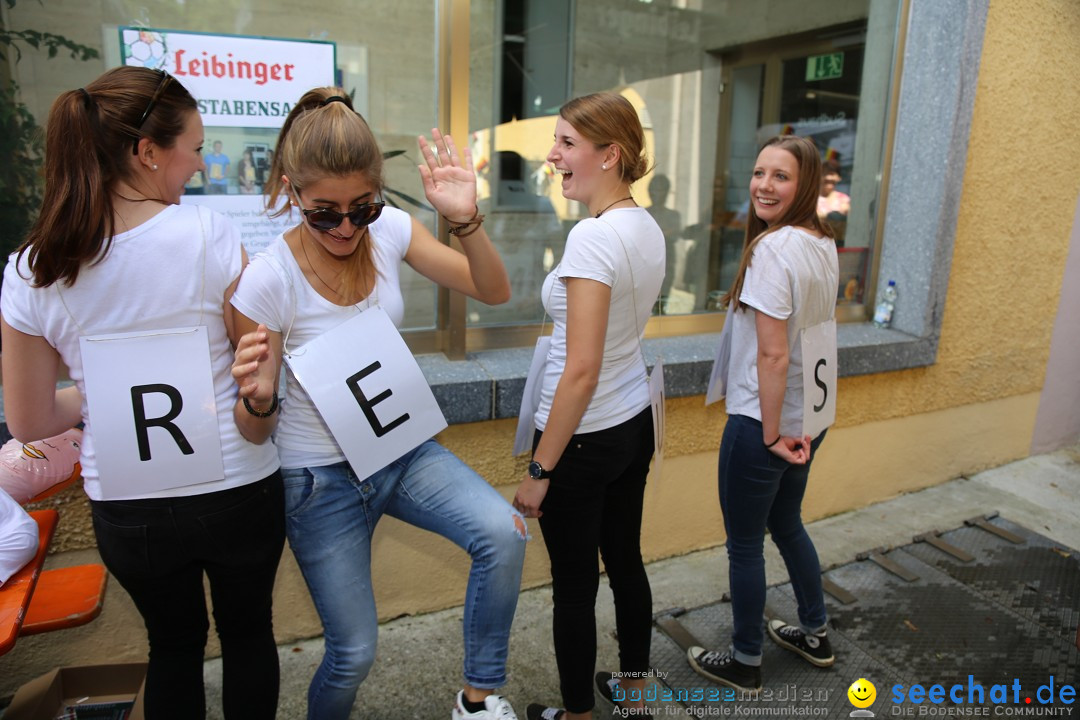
1;66;285;719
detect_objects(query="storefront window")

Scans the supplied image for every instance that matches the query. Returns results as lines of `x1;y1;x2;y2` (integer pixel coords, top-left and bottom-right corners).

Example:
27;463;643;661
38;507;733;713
4;0;440;331
4;0;901;353
467;0;902;334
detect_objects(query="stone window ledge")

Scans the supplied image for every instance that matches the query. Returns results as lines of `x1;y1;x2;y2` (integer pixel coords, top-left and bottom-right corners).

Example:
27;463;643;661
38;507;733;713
419;323;935;425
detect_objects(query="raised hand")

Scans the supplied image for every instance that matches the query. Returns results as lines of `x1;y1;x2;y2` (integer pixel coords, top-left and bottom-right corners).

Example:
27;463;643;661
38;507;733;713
417;129;477;222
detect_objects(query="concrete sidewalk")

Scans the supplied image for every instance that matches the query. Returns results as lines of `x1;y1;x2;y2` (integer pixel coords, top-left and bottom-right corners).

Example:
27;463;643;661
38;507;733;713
200;445;1080;719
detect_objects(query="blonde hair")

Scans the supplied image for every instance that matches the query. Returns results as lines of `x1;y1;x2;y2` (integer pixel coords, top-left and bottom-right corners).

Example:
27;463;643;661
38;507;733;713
724;135;835;311
265;88;384;299
559;92;650;184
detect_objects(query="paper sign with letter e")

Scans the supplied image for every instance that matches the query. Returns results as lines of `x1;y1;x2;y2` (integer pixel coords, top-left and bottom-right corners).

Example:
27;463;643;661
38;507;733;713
285;307;448;480
80;326;225;499
800;319;837;441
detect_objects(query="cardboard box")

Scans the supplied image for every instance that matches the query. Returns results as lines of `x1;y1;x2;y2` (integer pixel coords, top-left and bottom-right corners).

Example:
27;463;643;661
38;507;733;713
4;663;146;720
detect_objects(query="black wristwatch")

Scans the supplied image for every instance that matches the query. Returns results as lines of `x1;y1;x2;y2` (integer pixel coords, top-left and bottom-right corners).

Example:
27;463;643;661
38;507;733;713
528;460;551;480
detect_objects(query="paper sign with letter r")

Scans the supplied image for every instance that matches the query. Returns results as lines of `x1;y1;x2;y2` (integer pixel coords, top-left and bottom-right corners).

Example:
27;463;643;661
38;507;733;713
80;326;225;499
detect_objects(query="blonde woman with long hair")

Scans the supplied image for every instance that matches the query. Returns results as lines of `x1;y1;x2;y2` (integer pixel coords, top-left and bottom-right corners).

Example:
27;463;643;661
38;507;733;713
228;88;526;720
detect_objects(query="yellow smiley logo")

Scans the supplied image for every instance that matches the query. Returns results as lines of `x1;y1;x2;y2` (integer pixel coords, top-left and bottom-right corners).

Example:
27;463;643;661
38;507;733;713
848;678;877;709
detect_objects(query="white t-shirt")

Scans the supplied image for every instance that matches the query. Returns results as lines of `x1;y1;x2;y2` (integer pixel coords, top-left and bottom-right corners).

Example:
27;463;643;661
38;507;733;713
1;204;279;501
724;225;839;437
0;487;37;587
535;207;665;434
229;206;412;469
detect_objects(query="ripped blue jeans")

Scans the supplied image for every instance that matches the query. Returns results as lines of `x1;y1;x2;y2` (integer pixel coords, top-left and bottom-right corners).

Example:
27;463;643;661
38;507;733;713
281;440;527;720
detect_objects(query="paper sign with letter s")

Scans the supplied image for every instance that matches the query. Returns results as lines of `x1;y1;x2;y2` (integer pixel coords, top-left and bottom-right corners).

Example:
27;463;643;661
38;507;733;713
80;326;225;499
285;307;448;480
800;319;837;441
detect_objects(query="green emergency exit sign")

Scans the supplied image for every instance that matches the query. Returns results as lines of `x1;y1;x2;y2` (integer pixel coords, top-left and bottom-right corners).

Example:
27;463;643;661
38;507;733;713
806;52;844;81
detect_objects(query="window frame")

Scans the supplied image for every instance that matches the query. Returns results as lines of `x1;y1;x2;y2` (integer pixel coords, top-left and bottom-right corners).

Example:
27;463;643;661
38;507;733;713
408;0;990;423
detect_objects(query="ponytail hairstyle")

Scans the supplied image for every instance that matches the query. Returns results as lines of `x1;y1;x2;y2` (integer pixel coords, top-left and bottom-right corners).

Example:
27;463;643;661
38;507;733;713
19;66;197;287
265;88;383;300
559;92;651;185
723;135;835;311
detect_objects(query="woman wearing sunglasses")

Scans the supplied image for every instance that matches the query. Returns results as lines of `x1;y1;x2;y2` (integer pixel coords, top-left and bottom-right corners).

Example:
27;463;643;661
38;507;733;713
1;66;284;719
228;87;526;720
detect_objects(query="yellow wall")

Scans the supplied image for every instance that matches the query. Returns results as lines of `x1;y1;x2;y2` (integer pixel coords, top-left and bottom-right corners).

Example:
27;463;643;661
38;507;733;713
838;0;1080;425
5;0;1080;697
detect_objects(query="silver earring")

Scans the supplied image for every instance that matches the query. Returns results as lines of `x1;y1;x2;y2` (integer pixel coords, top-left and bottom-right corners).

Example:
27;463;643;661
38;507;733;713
601;164;607;170
152;164;158;171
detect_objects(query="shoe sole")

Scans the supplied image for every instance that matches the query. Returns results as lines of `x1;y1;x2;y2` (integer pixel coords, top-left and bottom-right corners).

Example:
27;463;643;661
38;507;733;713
686;647;761;695
766;624;835;667
526;704;564;720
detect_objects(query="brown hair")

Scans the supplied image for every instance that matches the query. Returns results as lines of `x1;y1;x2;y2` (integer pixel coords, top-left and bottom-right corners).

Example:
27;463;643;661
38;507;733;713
265;88;383;299
19;66;197;287
559;92;650;184
724;135;835;310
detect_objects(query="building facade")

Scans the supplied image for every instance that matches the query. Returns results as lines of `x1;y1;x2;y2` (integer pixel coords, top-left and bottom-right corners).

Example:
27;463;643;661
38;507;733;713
1;0;1078;694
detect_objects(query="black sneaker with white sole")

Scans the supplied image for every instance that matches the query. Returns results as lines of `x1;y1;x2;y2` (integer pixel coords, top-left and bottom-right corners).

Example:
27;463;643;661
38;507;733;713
525;705;563;720
766;619;835;667
595;672;653;716
686;646;762;693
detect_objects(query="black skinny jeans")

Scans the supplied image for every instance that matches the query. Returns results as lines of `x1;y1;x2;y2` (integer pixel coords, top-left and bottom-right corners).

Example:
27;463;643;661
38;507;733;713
90;471;285;720
536;407;655;713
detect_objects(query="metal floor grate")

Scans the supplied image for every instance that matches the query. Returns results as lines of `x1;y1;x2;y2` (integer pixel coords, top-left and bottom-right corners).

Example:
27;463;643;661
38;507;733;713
649;516;1080;715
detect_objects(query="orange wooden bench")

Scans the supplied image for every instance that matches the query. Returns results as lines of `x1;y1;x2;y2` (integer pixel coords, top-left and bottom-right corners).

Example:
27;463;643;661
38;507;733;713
21;466;108;637
0;509;58;655
0;464;108;654
21;562;108;635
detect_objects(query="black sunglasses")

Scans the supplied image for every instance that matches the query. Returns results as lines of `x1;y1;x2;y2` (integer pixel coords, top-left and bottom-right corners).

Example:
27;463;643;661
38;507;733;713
131;69;173;155
301;201;385;231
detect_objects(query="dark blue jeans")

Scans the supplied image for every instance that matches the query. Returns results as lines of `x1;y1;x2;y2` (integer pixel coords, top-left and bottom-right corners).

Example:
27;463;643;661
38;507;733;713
536;407;655;714
718;415;827;665
90;472;285;720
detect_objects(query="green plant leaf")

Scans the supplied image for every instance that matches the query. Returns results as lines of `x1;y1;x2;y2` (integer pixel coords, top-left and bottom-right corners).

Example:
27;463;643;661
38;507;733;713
383;187;432;213
0;9;98;256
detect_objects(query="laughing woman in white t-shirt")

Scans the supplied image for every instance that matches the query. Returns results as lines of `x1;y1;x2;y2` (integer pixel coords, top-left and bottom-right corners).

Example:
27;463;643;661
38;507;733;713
512;93;665;720
687;135;839;693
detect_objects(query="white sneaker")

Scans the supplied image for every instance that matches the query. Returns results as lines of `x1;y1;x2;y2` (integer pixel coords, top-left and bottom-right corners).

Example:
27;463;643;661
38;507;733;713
452;690;520;720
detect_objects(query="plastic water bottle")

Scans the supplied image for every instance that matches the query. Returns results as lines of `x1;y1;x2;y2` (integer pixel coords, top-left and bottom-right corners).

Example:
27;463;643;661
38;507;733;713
872;280;897;328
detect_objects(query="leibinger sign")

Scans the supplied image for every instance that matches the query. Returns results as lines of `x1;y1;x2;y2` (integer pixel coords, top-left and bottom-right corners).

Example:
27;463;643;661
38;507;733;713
119;27;335;128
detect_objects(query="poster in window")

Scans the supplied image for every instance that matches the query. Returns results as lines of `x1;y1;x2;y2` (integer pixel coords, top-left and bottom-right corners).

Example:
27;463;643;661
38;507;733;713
118;27;337;253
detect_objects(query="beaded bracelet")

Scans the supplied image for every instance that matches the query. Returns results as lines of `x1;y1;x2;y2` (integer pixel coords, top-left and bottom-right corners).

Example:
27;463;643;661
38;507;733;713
243;391;279;418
